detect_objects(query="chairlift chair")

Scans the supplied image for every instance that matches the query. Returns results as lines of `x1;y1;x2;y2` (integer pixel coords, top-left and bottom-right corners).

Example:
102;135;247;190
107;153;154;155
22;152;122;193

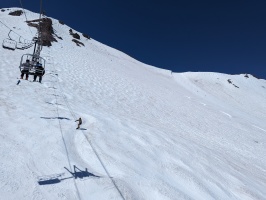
19;54;46;75
25;41;35;49
16;37;34;50
16;36;25;50
2;31;17;50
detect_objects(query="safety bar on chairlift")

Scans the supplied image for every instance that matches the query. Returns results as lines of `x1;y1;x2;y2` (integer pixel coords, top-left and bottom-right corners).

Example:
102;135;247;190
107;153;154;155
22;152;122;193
20;54;46;66
8;30;12;40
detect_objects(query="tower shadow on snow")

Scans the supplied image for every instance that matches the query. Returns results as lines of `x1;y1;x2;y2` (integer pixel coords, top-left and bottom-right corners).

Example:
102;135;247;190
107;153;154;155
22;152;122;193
38;165;100;185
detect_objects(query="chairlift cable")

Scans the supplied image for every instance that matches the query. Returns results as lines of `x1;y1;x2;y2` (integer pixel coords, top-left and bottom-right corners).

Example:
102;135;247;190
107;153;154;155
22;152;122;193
53;83;82;200
47;53;81;200
18;0;34;38
33;0;44;58
52;62;126;200
0;20;11;30
40;0;43;19
0;20;33;42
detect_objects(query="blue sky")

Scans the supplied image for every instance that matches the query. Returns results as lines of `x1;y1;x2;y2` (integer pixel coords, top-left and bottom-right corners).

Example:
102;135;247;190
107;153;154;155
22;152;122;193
2;0;266;79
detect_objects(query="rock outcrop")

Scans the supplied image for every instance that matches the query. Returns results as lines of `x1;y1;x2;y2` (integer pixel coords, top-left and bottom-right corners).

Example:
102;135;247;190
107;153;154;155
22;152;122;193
9;10;23;16
27;18;57;46
82;33;90;39
72;39;84;47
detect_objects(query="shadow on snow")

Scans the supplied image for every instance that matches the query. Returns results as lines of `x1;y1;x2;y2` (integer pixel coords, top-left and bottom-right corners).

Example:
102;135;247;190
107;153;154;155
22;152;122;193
38;165;100;185
40;117;71;120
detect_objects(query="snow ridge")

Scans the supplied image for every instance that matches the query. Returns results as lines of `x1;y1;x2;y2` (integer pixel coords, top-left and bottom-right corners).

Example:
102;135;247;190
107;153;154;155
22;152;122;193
0;8;266;200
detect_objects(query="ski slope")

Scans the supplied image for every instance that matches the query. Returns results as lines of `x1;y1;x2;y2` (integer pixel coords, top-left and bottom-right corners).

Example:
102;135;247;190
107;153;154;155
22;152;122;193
0;8;266;200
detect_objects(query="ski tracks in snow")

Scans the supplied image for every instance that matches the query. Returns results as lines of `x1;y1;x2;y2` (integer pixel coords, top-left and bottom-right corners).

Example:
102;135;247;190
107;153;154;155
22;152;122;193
219;111;232;118
184;95;234;119
45;53;126;200
252;125;266;133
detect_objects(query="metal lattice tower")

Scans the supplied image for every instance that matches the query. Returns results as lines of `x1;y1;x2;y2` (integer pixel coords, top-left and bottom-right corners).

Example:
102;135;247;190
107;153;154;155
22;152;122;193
33;0;43;58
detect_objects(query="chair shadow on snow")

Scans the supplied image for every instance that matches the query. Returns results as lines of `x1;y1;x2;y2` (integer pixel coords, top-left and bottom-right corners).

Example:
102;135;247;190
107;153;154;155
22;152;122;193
64;165;100;180
45;101;63;106
38;176;61;185
40;117;70;120
38;165;100;185
2;46;15;51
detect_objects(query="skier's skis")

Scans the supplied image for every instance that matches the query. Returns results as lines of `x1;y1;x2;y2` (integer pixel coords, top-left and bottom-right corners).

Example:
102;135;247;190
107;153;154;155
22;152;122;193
16;78;42;84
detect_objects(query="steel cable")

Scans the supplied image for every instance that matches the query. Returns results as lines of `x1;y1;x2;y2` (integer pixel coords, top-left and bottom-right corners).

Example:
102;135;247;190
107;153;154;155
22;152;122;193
0;20;34;44
19;0;34;37
50;56;82;200
51;60;126;200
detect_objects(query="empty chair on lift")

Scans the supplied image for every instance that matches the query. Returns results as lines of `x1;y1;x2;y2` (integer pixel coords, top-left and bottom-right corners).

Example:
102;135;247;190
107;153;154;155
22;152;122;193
2;30;17;50
2;38;17;50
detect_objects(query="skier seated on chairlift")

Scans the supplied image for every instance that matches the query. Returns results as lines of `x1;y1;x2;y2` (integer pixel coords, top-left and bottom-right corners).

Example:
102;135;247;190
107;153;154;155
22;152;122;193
33;62;45;83
20;59;30;80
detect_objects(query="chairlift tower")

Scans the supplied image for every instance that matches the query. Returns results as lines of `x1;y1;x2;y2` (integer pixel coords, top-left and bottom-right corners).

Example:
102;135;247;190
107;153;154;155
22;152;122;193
19;0;46;77
33;8;43;58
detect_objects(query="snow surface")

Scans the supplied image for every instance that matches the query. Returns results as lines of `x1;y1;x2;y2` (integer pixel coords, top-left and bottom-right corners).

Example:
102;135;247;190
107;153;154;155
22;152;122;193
0;8;266;200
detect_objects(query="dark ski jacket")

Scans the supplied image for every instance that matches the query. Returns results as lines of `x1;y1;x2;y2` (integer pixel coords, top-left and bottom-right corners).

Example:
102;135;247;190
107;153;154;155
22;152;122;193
75;118;82;125
35;65;45;76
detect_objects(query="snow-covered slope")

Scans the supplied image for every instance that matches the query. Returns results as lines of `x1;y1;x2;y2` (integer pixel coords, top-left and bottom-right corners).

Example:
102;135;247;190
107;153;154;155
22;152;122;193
1;8;266;200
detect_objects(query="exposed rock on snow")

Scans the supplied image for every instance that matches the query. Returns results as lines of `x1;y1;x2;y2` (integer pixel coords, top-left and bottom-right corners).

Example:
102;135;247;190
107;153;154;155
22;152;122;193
59;20;65;25
27;18;56;46
72;39;84;46
82;33;90;39
9;10;23;16
69;29;81;40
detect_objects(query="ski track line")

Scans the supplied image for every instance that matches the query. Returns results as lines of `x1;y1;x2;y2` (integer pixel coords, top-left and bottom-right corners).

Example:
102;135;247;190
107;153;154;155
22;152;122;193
219;111;232;118
252;125;266;133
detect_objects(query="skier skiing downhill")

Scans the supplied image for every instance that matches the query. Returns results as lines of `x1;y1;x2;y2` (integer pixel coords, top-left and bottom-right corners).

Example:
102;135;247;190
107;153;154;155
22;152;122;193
75;117;82;129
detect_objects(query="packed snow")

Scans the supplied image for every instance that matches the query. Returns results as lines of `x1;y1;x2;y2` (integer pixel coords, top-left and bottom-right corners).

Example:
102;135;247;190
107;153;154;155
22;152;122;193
0;8;266;200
